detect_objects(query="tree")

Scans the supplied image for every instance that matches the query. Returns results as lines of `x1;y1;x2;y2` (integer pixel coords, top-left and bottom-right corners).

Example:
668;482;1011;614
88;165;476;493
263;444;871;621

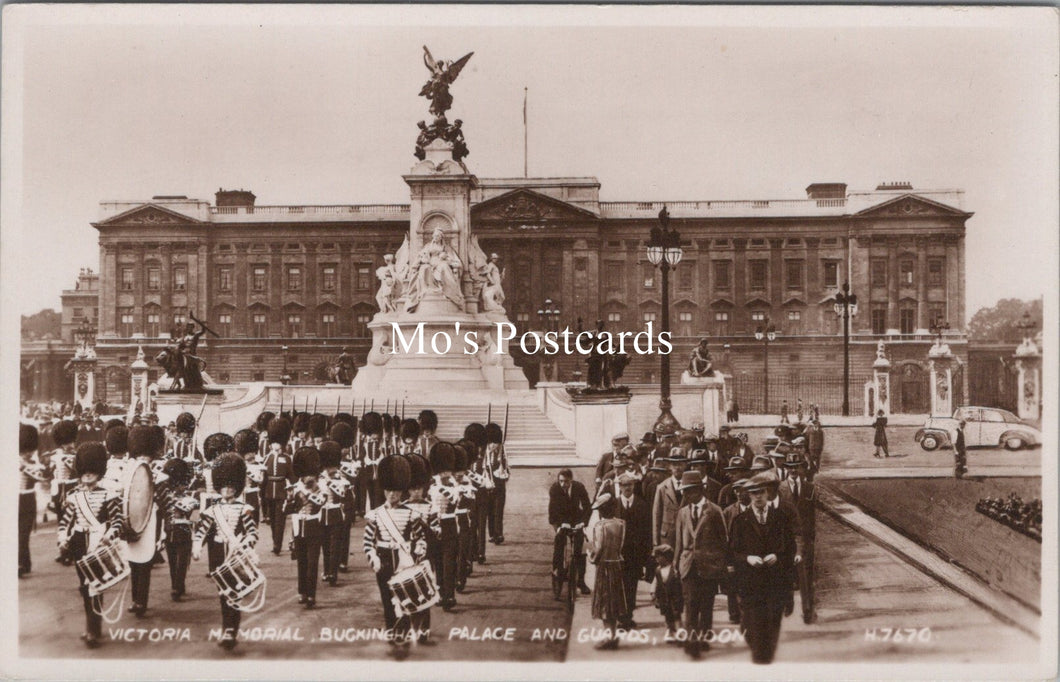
967;298;1042;343
21;309;61;341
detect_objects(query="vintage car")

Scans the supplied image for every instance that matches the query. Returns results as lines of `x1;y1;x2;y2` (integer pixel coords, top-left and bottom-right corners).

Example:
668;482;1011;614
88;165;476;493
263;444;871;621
914;406;1041;451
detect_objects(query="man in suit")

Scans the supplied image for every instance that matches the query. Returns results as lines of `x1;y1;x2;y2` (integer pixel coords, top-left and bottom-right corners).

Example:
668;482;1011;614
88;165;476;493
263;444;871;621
596;446;637;500
716;455;751;508
721;478;752;624
673;471;728;659
777;452;817;624
548;468;592;599
688;450;723;504
729;471;797;664
652;448;688;549
613;472;651;628
594;433;629;489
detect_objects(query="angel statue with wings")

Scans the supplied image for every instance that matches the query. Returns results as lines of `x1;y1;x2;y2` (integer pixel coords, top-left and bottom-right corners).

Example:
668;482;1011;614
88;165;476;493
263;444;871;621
420;46;474;119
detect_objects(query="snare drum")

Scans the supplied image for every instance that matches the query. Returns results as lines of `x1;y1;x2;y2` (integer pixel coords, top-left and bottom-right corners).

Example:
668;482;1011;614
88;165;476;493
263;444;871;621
387;562;440;616
76;540;130;597
210;547;266;611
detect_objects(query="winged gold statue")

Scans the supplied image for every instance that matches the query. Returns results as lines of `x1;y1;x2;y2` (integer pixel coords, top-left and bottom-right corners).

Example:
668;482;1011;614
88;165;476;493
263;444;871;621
419;46;474;118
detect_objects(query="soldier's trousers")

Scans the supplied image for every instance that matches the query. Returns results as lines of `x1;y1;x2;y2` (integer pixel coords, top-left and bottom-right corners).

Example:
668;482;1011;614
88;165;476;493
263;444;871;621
336;517;353;569
434;519;459;602
18;492;35;573
129;560;152;609
207;542;240;637
264;499;286;552
374;548;410;641
321;519;344;579
473;489;492;560
165;531;192;595
488;480;507;540
456;512;473;585
293;522;323;599
69;531;103;639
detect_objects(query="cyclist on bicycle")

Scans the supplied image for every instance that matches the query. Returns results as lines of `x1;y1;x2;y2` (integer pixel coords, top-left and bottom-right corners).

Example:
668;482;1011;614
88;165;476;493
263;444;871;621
548;468;592;600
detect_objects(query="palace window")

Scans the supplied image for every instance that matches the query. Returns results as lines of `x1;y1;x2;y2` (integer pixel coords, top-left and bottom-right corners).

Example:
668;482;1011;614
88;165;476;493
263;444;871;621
713;261;731;289
73;307;84;320
785;260;804;289
642;264;655;289
900;258;915;286
252;266;267;292
604;265;622;293
119;308;134;336
749;261;768;291
822;261;838;288
871;305;887;334
286;313;302;338
677;311;693;337
928;303;946;327
120;267;134;291
321;266;337;292
146;267;161;291
355;314;371;337
713;310;730;335
870;259;887;288
173;266;187;291
356;265;372;291
607;312;622;324
145;312;160;337
321;312;336;336
928;258;945;287
172;308;187;327
787;309;802;334
252;313;267;337
218;267;232;292
218;313;232;337
677;264;693;291
750;310;767;323
643;311;657;325
899;306;916;334
287;266;302;292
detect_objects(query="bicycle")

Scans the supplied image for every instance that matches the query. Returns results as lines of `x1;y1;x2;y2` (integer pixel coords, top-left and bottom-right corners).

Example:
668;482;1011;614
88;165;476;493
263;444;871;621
557;523;584;614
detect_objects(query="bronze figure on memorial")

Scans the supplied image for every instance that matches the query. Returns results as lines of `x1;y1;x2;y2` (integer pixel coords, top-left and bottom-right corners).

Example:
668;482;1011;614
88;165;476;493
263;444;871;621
414;46;473;162
687;337;715;378
570;319;631;399
156;314;217;391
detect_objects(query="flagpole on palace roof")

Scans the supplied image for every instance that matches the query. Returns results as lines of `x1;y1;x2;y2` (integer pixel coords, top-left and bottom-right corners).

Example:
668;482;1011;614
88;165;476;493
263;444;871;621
523;87;528;178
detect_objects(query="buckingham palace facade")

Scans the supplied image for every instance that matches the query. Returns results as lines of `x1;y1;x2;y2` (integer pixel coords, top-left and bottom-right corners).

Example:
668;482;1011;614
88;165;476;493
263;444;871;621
56;178;967;414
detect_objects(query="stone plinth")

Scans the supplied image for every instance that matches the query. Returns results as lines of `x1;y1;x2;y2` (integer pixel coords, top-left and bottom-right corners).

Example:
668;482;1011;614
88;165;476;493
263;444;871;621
69;359;97;411
681;373;726;436
570;395;631;461
928;343;955;417
872;342;892;417
129;346;150;417
155;390;225;450
1014;338;1041;421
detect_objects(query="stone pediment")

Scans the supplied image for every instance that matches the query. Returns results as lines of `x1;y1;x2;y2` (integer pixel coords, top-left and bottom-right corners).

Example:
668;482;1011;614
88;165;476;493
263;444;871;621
471;188;598;225
856;194;969;218
97;204;203;226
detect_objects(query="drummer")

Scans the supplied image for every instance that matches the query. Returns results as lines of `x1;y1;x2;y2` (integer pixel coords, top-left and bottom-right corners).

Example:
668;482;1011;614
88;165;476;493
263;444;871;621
192;453;258;652
362;454;427;660
404;453;435;646
57;442;124;649
199;433;235;512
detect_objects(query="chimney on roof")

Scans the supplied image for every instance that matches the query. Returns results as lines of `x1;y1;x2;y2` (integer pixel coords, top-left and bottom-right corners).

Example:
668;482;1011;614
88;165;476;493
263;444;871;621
875;181;913;191
215;188;256;208
805;183;847;200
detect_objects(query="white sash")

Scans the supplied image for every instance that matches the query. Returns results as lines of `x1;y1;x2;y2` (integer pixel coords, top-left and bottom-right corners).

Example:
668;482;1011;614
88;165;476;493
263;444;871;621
72;490;106;550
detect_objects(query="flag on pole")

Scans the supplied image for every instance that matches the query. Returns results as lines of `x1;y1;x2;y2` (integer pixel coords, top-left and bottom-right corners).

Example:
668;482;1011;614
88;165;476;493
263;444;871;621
523;87;528;177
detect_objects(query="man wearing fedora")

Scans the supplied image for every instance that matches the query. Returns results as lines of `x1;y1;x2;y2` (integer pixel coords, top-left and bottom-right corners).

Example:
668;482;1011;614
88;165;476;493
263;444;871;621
716;455;753;508
595;433;630;490
729;471;797;664
777;452;817;624
673;470;728;660
652;447;689;550
688;450;723;504
596;445;639;501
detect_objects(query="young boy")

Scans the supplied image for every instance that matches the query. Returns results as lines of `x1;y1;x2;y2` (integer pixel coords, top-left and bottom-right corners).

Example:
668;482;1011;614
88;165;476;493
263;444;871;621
285;446;325;608
651;544;683;642
57;442;124;648
193;453;258;651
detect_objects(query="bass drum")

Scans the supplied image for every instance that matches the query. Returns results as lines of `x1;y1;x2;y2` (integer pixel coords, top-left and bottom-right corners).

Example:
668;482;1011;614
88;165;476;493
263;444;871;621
123;461;155;539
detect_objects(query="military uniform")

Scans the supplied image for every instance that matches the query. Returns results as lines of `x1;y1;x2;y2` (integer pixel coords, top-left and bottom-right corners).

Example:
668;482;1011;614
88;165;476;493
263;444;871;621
285;447;325;608
262;417;295;554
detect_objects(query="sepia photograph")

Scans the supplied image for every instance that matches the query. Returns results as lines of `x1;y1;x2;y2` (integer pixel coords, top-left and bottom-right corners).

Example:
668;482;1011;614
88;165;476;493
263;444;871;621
2;4;1056;680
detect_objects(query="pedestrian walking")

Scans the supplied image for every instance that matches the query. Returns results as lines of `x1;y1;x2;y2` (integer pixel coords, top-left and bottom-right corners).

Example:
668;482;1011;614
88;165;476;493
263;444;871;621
587;493;629;650
954;420;967;479
779;400;790;425
872;409;889;458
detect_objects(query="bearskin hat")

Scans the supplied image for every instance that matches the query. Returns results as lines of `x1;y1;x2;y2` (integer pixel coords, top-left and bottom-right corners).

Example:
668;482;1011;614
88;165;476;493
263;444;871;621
333;412;355;427
328;422;356;449
212;453;247;495
457;437;480;465
128;425;158;459
418;409;438;433
452;442;470;472
233;429;259;456
20;423;39;454
463;423;487;449
255;411;276;433
75;442;108;477
485;422;504;445
175;412;196;435
400;418;421;442
162;458;193;487
379;454;411;492
52;419;78;447
293;412;311;434
267;417;292;446
318;440;343;469
381;413;393;435
203;432;235;462
104;424;128;456
292;446;322;478
428;441;456;473
409;454;431;489
104;418;125;432
309;413;330;439
360;411;383;437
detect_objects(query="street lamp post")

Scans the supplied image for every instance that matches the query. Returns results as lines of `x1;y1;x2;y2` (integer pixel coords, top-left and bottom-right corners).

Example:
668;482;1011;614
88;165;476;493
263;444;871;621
536;298;561;383
754;319;777;415
281;345;291;385
646;207;684;433
833;282;859;416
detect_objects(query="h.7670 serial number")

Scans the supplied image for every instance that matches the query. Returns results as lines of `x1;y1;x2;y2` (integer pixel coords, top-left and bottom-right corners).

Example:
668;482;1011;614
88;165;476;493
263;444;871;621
865;628;934;643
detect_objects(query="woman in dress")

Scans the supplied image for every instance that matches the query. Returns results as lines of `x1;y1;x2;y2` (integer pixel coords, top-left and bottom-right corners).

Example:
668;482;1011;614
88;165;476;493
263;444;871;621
872;409;890;458
588;493;629;650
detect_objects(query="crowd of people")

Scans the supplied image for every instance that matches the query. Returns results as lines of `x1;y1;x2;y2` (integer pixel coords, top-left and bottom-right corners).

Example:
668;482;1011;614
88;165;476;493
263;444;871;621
550;422;819;664
18;407;510;658
975;493;1042;542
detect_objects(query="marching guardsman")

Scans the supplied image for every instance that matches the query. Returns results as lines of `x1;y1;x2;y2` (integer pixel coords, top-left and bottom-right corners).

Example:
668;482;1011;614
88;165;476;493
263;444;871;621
19;423;48;578
57;442;124;649
285;446;325;608
418;410;439;458
463;423;492;565
263;416;294;555
50;419;80;549
103;424;129;480
428;442;459;611
193;453;258;651
126;424;166;617
363;454;427;660
233;428;264;525
255;411;275;461
398;419;421;456
159;457;196;601
452;441;476;591
381;414;393;456
360;412;386;511
319;440;352;586
291;412;311;453
329;421;358;569
485;422;510;545
171;412;201;462
199;433;235;512
309;413;330;448
404;453;435;644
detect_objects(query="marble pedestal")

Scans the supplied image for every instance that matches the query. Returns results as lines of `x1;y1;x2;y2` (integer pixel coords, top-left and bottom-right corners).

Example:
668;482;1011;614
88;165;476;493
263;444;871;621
680;372;726;436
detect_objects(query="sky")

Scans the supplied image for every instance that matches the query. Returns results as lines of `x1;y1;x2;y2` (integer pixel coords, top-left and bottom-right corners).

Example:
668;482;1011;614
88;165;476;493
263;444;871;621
4;5;1058;322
